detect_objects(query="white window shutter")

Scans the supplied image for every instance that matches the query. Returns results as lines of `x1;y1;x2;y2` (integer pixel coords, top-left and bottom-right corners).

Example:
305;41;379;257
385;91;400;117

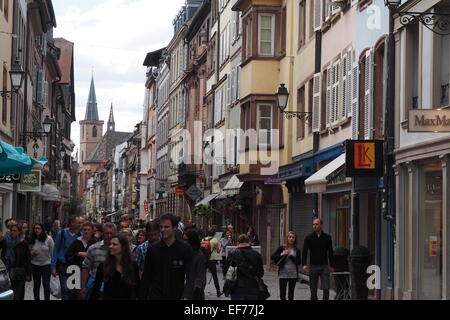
332;61;340;125
346;48;353;118
312;73;321;132
326;65;332;128
340;55;347;121
313;0;323;31
364;49;374;140
227;74;231;106
237;67;241;99
351;62;359;139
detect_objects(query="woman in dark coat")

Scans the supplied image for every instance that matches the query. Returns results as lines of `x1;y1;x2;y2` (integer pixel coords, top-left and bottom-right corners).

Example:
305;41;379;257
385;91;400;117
183;230;207;300
90;234;139;300
271;231;302;300
224;234;264;300
0;224;31;300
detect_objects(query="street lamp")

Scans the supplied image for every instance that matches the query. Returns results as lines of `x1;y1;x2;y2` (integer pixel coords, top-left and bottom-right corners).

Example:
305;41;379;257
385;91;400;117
22;116;53;158
0;61;25;98
60;145;66;159
276;83;289;112
276;83;311;121
43;116;53;134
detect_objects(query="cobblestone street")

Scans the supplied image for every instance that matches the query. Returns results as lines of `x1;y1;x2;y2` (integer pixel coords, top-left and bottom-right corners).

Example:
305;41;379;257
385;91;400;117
24;264;336;301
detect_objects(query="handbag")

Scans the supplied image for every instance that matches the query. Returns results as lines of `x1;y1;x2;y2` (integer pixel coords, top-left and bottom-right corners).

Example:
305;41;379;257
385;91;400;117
255;277;270;300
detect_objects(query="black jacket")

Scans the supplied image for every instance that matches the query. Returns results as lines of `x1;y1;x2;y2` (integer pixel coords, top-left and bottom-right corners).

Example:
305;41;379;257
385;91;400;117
271;246;301;277
90;262;140;300
302;232;334;268
224;246;264;289
0;238;32;278
65;237;97;268
139;239;194;300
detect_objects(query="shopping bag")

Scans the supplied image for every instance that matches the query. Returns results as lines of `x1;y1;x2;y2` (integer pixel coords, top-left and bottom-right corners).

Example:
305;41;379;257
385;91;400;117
50;276;61;299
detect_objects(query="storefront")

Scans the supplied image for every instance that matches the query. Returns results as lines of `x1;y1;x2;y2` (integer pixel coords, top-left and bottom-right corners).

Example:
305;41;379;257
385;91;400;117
0;185;13;233
279;153;315;248
395;150;450;300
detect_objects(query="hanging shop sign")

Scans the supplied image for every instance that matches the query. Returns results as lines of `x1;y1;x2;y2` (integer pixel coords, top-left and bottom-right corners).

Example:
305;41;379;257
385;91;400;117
345;140;383;177
264;177;282;185
19;170;41;192
185;185;203;201
0;174;21;183
409;109;450;132
175;186;185;195
144;200;149;212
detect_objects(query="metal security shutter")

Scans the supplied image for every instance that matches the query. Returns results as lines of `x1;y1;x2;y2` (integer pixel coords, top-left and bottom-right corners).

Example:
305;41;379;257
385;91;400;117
291;192;315;250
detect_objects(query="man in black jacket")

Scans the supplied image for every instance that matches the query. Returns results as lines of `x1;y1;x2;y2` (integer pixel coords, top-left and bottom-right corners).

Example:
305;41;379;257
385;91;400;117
139;214;194;300
302;218;334;300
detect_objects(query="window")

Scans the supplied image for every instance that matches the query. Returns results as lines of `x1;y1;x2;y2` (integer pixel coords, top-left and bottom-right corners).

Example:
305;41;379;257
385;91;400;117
297;87;305;140
308;78;313;134
257;104;273;146
299;0;306;49
4;0;8;20
281;7;287;54
410;23;420;109
232;11;241;41
244;18;252;59
440;33;449;107
258;14;275;56
93;126;97;137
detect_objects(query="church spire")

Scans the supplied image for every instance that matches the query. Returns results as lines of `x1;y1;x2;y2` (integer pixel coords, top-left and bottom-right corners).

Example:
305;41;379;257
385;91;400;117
84;75;99;121
108;103;115;132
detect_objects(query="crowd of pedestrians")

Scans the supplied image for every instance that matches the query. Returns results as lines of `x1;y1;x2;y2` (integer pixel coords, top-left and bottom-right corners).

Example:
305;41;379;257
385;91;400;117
0;214;335;301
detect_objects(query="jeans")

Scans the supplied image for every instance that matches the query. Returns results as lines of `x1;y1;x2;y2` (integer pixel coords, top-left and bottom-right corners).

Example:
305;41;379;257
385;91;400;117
11;279;26;300
206;260;221;292
230;287;259;300
31;264;51;301
56;261;70;300
308;265;331;300
279;278;296;300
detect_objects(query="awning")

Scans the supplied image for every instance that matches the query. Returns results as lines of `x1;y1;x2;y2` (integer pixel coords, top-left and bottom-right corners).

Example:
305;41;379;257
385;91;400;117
40;184;60;201
0;141;47;175
305;154;346;194
195;193;219;206
223;175;244;196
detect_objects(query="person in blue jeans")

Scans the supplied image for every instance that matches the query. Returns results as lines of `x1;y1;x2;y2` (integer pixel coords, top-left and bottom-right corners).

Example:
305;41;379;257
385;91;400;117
51;216;81;300
302;218;335;300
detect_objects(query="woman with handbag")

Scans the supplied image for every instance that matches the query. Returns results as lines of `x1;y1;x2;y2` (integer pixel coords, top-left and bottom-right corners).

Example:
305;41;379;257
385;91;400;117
30;223;54;300
0;224;31;300
223;234;265;300
183;230;207;300
271;231;302;300
90;234;139;300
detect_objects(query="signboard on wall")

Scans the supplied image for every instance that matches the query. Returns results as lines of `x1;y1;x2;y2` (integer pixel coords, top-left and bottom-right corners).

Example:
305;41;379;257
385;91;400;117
345;140;383;177
409;109;450;132
19;170;41;192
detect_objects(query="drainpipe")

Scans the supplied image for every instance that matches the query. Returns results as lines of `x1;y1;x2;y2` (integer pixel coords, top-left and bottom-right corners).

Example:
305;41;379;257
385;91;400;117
383;5;396;299
313;30;322;218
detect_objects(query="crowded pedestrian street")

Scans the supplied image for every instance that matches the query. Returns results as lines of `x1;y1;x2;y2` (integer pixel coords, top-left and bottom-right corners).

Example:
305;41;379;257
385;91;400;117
2;0;450;303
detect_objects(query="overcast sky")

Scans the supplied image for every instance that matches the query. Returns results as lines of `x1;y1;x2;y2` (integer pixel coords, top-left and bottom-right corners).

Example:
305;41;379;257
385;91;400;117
52;0;185;158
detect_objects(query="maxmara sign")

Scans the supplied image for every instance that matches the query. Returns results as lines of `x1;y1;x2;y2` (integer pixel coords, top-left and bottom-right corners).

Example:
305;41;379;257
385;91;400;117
409;109;450;132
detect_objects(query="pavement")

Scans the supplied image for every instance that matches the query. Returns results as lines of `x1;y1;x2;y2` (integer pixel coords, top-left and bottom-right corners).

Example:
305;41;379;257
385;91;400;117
24;263;336;301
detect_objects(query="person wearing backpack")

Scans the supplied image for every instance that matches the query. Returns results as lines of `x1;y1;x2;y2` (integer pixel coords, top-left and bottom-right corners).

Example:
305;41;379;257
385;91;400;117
201;228;222;297
50;216;81;300
224;234;264;300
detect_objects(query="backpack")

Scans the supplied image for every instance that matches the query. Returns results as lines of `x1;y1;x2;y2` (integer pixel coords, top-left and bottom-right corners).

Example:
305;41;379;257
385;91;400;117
200;237;212;259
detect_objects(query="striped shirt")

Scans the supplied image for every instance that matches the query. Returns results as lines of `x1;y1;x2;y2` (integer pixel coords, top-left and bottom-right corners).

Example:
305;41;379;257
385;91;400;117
82;240;108;277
